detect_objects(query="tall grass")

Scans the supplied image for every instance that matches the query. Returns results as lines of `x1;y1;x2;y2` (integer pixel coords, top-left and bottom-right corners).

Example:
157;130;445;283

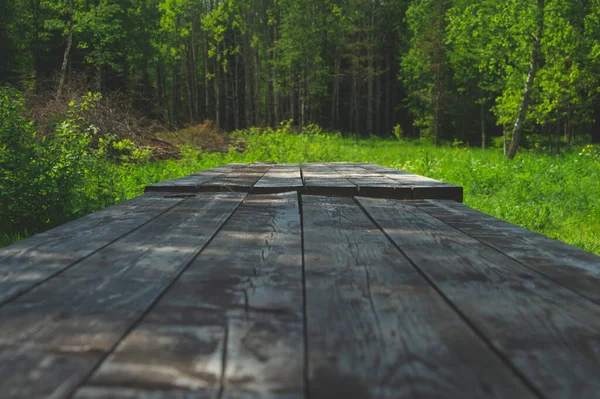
3;121;599;254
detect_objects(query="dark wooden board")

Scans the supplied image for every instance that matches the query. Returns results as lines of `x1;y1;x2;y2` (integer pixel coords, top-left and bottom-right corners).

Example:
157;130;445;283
81;193;304;399
145;164;246;193
74;387;213;399
327;163;413;199
301;163;357;196
198;163;273;192
0;193;185;305
253;163;303;194
65;193;247;279
0;193;245;397
418;200;600;305
359;164;464;201
0;277;165;352
357;197;600;398
301;195;535;399
0;348;101;399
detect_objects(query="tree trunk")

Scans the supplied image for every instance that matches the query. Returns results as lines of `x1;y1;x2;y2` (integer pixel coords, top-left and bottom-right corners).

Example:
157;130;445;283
204;35;210;121
592;96;600;144
184;52;193;124
506;0;545;160
57;0;73;98
480;89;486;150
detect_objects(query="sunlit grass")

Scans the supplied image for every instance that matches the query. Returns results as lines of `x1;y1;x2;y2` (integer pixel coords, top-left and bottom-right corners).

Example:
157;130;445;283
3;126;599;255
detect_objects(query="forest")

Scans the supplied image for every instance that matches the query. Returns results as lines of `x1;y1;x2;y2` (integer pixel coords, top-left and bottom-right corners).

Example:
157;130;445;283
1;0;599;146
1;0;600;252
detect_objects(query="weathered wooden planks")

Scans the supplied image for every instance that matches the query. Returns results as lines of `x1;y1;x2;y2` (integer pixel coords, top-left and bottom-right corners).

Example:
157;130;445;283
253;163;304;194
143;163;462;201
0;193;185;306
360;163;463;201
0;348;102;399
0;192;245;399
77;192;304;399
198;163;274;193
357;197;600;398
301;195;535;399
327;163;413;199
301;163;357;196
145;164;246;193
416;200;600;305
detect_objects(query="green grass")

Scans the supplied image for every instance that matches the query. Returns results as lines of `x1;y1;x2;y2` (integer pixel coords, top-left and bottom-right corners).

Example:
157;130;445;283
3;125;600;255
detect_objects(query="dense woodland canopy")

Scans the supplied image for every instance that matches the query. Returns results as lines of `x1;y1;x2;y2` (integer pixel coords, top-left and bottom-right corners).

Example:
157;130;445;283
2;0;600;150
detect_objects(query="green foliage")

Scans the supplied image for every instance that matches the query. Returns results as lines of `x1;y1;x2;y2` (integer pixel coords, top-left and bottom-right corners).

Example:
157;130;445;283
0;88;115;238
2;120;599;256
393;124;405;140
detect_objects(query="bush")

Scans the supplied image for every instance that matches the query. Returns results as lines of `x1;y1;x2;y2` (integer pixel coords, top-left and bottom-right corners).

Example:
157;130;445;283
0;87;117;238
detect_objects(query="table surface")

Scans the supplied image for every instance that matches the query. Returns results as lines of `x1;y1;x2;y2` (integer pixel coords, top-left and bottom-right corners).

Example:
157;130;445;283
145;162;463;201
1;164;600;399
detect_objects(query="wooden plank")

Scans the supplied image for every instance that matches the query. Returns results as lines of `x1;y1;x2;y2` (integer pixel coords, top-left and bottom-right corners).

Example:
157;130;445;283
0;192;245;398
74;387;212;399
360;164;463;201
0;348;101;399
82;193;304;398
65;193;247;280
253;163;303;194
145;164;246;193
301;163;357;196
301;195;535;399
0;193;185;305
0;277;165;352
327;163;413;199
418;200;600;305
357;197;600;399
199;163;273;192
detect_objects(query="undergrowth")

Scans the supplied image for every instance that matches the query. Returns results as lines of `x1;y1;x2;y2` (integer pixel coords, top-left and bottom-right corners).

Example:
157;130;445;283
2;112;599;255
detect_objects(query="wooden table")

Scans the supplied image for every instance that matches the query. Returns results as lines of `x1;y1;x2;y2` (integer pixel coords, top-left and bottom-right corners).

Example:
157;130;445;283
1;163;600;399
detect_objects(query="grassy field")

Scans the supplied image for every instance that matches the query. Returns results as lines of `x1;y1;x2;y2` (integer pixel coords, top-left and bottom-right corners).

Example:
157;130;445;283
2;124;599;255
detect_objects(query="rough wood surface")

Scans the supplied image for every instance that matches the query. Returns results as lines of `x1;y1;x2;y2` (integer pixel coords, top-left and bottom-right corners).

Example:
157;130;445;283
65;193;246;280
358;197;600;399
0;193;185;305
81;193;304;399
417;200;600;305
0;348;101;399
301;195;535;399
301;163;357;196
0;193;245;399
198;163;273;192
360;164;463;201
144;163;462;201
327;163;413;199
253;163;303;194
145;164;246;193
4;163;600;398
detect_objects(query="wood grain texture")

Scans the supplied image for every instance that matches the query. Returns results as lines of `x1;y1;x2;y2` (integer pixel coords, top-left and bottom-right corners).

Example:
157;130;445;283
0;193;245;398
327;163;413;199
0;193;185;305
74;387;212;399
145;164;246;193
0;276;167;352
83;193;304;399
301;163;357;196
416;200;600;305
0;348;101;399
357;197;600;399
65;193;247;280
359;164;464;201
301;195;535;399
199;163;273;192
253;163;303;194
